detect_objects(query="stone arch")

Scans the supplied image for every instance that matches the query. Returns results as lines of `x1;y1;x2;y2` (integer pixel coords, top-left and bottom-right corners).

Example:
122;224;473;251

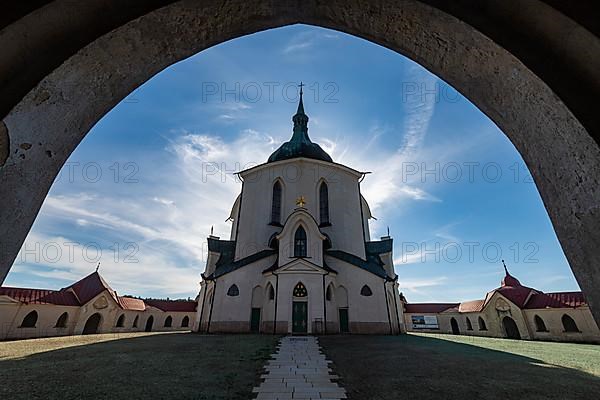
132;315;139;328
164;315;173;327
326;283;334;301
0;1;599;324
252;285;263;307
115;313;125;328
336;286;348;308
465;317;473;331
478;316;487;331
83;313;102;335
265;282;275;301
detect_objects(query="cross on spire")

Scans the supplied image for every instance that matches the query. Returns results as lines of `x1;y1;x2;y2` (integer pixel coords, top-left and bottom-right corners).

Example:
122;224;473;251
298;81;305;97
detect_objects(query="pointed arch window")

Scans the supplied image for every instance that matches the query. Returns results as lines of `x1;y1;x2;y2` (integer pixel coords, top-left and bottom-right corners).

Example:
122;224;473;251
271;181;282;224
116;314;125;327
478;317;487;331
466;317;473;331
562;314;579;332
293;282;308;297
55;312;69;328
164;316;173;327
319;181;330;225
360;285;373;297
20;310;38;328
133;315;139;328
227;284;240;297
326;284;333;301
181;316;190;327
268;285;275;300
294;226;307;257
534;315;547;332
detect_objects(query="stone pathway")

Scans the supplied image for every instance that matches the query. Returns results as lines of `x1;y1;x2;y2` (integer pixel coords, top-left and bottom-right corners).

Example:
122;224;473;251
253;336;347;400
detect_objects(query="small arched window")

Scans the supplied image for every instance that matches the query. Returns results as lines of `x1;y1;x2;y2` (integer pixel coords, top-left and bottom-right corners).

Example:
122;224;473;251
466;317;473;331
294;226;307;257
181;316;190;328
20;310;38;328
227;284;240;297
164;316;173;327
133;315;139;328
319;182;330;225
478;316;487;331
562;314;579;332
326;285;333;301
293;282;308;298
268;285;275;301
116;314;125;327
271;181;282;224
55;312;69;328
360;285;373;297
534;315;547;332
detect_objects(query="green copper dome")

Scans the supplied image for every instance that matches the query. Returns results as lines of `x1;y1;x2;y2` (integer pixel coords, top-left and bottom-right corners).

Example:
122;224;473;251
267;85;333;164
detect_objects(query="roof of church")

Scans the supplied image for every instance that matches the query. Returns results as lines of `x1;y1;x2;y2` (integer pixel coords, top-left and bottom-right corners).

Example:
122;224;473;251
1;271;194;311
404;303;460;313
205;248;277;279
144;299;197;312
326;249;392;280
267;84;333;164
524;291;587;309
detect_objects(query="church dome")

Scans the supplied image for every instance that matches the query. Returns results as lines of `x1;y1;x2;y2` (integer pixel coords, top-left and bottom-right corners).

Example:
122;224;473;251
268;84;333;164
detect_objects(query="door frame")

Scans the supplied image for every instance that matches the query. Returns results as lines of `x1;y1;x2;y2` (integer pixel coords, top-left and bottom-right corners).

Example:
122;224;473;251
338;307;349;333
292;301;308;334
250;307;261;333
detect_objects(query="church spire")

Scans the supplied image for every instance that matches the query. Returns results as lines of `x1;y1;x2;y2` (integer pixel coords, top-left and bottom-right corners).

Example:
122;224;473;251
292;81;309;139
266;80;332;164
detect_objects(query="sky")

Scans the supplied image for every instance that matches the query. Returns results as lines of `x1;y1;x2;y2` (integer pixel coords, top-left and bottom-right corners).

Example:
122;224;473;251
5;24;579;302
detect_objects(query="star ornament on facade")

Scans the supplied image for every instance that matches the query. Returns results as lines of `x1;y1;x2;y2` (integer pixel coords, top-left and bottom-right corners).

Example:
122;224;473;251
295;196;306;208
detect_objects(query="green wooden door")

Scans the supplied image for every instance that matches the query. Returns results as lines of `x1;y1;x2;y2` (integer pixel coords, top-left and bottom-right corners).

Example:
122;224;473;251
339;308;349;333
250;308;261;333
292;302;308;333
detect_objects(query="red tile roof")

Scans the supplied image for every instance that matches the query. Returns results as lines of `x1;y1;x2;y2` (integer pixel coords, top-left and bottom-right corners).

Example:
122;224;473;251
66;271;118;305
404;303;459;313
118;296;146;311
524;291;587;309
144;299;197;312
0;287;79;306
458;299;485;313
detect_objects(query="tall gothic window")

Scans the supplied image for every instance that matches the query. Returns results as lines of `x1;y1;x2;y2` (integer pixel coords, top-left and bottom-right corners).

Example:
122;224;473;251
271;181;282;224
466;317;473;331
294;226;307;257
20;310;38;328
319;182;330;225
478;317;487;331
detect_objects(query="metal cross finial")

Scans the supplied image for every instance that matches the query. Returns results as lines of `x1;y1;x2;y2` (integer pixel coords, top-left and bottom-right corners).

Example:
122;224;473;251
96;262;100;272
298;81;305;96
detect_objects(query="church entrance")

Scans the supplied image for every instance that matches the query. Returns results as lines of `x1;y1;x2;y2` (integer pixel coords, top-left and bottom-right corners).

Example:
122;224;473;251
292;302;308;333
450;317;460;335
82;313;101;335
503;316;521;339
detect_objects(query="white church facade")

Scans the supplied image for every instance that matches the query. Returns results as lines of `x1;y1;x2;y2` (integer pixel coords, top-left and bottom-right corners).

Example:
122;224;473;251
194;87;404;334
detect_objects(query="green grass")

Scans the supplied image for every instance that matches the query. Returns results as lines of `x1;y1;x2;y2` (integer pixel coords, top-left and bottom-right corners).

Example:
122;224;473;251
319;333;600;400
0;332;280;400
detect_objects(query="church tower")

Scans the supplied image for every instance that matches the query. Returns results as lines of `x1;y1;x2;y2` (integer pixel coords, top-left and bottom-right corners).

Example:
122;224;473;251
195;85;404;334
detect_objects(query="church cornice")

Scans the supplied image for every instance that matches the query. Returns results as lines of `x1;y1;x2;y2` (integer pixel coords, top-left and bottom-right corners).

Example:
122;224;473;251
236;157;367;180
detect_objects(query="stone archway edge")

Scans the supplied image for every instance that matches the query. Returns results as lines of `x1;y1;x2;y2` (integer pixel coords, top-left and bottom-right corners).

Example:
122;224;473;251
1;0;599;324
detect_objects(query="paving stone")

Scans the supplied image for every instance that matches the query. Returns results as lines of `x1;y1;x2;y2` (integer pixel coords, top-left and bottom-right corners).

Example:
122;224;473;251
253;336;345;400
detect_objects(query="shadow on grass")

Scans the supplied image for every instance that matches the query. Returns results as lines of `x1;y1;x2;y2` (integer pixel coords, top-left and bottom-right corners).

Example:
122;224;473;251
0;333;279;400
319;334;600;400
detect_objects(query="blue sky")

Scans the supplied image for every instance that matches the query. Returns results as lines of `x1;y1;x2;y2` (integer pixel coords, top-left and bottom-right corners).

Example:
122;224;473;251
6;25;579;302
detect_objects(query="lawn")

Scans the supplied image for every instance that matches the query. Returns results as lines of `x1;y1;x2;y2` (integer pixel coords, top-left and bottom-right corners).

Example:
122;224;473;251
0;332;279;400
319;333;600;400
